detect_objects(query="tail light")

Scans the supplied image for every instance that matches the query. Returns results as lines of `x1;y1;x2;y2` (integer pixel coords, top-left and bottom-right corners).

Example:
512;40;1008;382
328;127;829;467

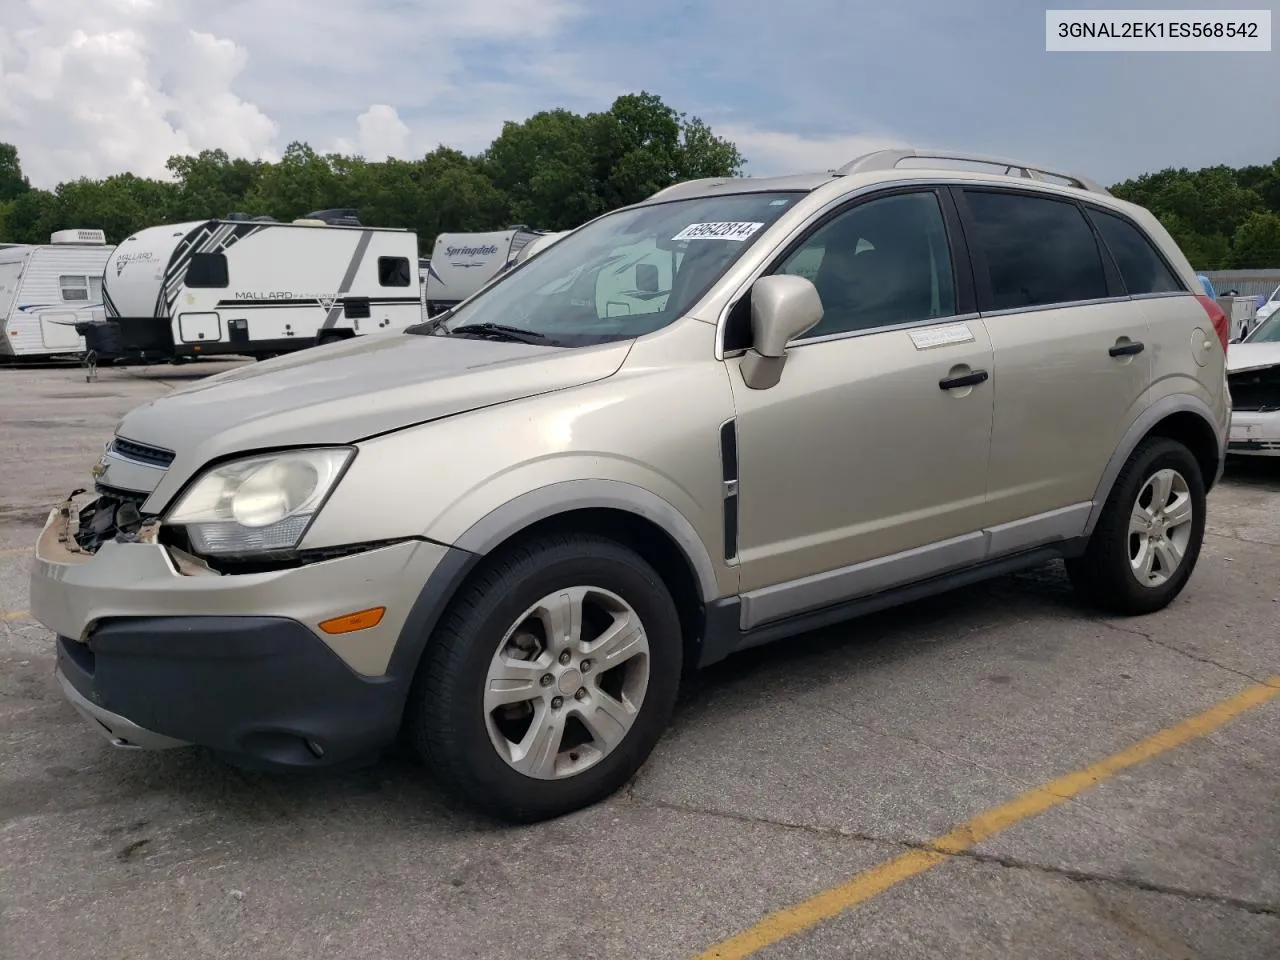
1196;295;1230;353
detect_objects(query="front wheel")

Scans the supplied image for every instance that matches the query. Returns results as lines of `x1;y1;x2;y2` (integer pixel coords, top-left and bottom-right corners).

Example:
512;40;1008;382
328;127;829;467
1066;437;1206;615
406;534;683;823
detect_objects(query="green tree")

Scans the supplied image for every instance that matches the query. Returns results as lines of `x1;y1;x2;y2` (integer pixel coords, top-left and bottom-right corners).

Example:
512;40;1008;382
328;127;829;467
0;143;31;203
482;92;745;231
484;108;599;229
1232;211;1280;269
52;174;179;242
166;149;264;220
1;187;58;243
243;142;347;220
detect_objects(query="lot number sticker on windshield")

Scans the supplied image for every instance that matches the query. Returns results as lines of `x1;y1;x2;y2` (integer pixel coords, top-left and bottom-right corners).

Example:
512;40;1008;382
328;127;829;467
671;221;765;242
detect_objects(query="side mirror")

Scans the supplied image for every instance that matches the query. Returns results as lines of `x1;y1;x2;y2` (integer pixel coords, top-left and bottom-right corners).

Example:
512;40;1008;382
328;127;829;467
740;274;823;389
635;263;659;293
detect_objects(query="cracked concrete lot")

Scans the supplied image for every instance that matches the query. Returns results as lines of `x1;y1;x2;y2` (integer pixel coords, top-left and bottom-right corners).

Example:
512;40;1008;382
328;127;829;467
2;360;1279;960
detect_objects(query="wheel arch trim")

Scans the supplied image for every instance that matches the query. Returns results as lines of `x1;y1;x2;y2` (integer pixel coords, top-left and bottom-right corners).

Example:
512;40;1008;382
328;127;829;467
1085;393;1223;537
450;479;722;603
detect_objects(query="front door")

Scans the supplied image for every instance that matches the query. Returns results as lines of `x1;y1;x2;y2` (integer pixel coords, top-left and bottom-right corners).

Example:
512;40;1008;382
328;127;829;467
727;188;996;629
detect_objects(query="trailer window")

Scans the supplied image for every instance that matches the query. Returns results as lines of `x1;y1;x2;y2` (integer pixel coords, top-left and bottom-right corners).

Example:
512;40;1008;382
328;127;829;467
378;256;411;287
60;275;89;301
186;253;229;288
89;276;103;302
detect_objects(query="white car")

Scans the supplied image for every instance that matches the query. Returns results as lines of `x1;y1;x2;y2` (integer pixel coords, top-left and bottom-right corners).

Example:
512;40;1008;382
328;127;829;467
1227;310;1280;456
1255;283;1280;326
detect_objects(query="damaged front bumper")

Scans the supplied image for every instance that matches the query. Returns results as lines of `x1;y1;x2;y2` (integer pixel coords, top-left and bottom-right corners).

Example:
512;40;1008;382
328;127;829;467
31;489;454;768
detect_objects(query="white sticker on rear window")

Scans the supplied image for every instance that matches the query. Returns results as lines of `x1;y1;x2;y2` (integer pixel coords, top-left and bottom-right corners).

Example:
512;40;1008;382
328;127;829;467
671;221;765;242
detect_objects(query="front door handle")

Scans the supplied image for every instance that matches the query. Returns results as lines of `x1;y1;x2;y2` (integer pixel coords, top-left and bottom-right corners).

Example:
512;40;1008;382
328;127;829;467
939;369;989;390
1109;340;1145;357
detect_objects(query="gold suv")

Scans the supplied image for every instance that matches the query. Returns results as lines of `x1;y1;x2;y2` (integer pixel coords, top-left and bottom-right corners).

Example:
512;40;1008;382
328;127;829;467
31;149;1231;822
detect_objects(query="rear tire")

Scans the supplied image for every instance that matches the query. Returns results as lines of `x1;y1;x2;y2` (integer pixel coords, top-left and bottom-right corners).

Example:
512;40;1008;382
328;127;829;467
1066;437;1206;615
406;534;683;823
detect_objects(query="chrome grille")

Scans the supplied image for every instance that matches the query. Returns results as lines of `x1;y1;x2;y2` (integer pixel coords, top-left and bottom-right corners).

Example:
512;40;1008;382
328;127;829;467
109;436;175;469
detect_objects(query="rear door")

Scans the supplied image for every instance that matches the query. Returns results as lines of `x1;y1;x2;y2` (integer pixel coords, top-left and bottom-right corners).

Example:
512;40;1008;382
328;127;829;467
954;186;1151;532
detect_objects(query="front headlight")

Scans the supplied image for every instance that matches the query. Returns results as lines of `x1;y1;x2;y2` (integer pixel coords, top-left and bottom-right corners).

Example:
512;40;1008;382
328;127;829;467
166;447;354;556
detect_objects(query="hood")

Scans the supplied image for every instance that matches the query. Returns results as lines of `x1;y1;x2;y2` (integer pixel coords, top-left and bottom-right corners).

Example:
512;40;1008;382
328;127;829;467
113;331;632;500
1226;341;1280;375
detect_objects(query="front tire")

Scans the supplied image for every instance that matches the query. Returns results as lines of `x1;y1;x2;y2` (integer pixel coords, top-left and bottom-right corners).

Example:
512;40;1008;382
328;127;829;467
406;534;683;823
1066;437;1206;615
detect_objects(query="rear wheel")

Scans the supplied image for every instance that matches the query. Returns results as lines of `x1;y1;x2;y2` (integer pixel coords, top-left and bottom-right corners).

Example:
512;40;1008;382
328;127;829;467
406;534;683;823
1066;437;1206;615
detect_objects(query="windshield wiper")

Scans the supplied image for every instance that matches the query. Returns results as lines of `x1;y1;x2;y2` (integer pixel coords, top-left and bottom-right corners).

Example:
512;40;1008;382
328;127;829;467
446;322;553;345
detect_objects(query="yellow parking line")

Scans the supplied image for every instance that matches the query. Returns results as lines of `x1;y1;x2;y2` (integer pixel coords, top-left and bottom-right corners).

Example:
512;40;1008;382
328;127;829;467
1;610;31;622
694;675;1280;960
0;546;31;557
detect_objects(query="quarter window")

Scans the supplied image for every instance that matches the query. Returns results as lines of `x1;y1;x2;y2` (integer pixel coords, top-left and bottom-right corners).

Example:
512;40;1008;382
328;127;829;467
59;275;89;301
776;191;957;338
378;256;411;287
1090;208;1182;295
962;190;1108;310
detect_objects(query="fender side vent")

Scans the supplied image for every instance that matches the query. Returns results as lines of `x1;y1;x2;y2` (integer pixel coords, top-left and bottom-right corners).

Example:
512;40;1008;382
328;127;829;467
720;418;739;561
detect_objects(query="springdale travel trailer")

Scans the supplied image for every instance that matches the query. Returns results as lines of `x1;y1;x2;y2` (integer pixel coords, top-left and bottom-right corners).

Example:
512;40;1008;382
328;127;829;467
86;214;424;362
0;230;115;360
423;227;549;316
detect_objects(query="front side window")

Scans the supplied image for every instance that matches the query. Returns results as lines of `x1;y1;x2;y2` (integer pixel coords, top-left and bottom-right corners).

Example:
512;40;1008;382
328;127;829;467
60;275;88;301
421;192;803;346
1090;208;1182;295
775;191;957;339
962;190;1108;310
185;253;229;288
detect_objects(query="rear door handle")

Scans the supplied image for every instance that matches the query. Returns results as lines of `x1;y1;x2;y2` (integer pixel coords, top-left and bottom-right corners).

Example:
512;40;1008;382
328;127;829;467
1109;340;1145;357
939;369;989;390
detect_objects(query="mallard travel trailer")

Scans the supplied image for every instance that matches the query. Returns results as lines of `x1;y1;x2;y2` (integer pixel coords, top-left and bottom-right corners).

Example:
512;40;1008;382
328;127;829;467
85;213;424;362
0;230;115;360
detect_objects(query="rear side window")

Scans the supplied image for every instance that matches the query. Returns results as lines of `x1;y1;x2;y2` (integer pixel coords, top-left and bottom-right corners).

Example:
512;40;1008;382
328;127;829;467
185;253;229;288
1090;209;1182;295
378;256;411;287
962;190;1108;310
60;275;88;301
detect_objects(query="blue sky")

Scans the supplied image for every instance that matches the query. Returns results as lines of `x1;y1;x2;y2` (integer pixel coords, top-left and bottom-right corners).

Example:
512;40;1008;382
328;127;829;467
2;0;1276;189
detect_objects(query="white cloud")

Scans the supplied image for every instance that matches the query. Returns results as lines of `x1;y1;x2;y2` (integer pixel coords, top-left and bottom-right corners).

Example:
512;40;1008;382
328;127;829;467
0;0;278;187
719;126;910;178
332;104;412;159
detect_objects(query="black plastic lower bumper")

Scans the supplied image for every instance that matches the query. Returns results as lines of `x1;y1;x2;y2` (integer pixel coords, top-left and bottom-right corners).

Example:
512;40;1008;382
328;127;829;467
56;616;406;770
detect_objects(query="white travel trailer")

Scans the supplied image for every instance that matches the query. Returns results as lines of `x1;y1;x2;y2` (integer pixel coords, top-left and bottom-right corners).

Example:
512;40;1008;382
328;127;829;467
92;215;424;361
513;230;569;265
0;229;115;359
423;227;547;316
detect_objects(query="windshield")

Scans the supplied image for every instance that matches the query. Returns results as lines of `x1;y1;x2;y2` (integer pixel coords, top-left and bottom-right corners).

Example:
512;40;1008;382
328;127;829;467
416;192;804;346
1245;312;1280;343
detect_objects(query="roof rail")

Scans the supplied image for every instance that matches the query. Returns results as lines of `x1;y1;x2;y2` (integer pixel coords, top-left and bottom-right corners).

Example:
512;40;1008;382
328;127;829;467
645;177;734;203
835;148;1112;196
